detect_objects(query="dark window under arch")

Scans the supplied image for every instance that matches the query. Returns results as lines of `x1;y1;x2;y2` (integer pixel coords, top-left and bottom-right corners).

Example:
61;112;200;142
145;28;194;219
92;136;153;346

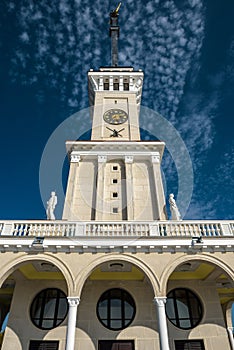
30;288;68;330
166;288;203;330
97;288;136;331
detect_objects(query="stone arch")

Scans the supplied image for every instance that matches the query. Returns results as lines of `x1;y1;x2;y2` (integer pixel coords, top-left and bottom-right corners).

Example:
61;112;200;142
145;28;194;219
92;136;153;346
0;253;75;295
75;253;160;296
160;253;234;295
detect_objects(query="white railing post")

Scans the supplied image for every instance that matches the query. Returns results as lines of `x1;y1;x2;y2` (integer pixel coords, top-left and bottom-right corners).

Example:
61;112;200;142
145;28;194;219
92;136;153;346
149;223;159;236
221;223;232;236
1;222;14;236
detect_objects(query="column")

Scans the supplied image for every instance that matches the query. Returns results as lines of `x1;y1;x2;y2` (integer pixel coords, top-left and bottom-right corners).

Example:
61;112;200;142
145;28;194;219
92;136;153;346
109;75;113;91
129;75;134;91
151;153;167;220
119;75;123;91
62;153;81;220
227;327;234;350
154;297;170;350
124;155;134;220
65;297;80;350
99;75;103;91
95;155;107;220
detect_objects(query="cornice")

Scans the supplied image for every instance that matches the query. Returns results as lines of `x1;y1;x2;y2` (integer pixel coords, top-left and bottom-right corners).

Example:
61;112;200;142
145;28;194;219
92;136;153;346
0;236;233;254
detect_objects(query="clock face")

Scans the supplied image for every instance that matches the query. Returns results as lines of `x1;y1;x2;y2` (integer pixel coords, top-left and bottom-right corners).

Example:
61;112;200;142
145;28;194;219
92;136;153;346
103;109;128;125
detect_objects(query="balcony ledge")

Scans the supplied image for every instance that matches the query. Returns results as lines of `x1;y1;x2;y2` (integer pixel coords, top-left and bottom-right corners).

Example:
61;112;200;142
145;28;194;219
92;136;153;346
0;220;233;254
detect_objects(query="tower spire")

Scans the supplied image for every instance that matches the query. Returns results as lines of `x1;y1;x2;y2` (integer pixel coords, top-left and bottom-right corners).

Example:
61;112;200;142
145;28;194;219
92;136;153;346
109;2;121;67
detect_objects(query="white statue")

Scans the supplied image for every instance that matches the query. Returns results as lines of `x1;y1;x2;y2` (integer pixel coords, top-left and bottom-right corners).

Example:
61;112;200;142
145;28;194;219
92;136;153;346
46;191;57;220
169;193;181;221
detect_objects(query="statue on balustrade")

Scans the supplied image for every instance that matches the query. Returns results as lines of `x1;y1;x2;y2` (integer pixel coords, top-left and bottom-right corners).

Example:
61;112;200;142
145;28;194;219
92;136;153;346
169;193;182;221
46;191;57;220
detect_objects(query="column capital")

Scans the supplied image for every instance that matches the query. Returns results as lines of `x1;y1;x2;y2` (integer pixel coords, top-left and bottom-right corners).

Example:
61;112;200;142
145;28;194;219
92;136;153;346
151;152;160;164
70;153;81;163
67;296;80;307
125;155;134;164
153;296;167;307
98;155;107;163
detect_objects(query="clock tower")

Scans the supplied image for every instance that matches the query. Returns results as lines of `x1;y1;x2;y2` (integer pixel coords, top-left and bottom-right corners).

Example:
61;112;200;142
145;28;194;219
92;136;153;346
62;5;167;221
89;66;143;141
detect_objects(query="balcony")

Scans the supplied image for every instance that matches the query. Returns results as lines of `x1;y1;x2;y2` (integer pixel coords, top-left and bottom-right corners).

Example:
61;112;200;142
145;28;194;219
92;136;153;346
0;220;233;238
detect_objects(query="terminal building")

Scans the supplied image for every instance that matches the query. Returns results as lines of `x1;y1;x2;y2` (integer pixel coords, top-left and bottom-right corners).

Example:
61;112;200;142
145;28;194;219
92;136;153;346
0;6;233;350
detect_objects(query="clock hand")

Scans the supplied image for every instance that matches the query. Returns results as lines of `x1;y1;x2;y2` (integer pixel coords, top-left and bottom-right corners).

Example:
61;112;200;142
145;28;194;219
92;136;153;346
112;128;124;137
106;127;124;137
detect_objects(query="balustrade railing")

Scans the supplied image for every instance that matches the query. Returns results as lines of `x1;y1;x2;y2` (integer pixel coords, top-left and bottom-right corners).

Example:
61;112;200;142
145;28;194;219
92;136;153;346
0;220;233;238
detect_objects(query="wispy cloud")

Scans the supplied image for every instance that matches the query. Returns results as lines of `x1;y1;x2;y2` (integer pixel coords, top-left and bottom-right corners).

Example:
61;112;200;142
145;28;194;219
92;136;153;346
7;1;205;114
177;91;217;161
6;0;232;219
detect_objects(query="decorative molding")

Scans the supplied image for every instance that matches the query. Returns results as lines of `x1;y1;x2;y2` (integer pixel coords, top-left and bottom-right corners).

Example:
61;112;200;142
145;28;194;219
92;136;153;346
70;153;81;163
151;152;160;164
0;236;233;254
67;297;80;307
125;155;134;163
153;296;167;307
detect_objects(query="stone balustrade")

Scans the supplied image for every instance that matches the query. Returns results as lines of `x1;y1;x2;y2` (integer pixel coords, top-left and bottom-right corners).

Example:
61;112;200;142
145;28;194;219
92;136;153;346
0;220;233;238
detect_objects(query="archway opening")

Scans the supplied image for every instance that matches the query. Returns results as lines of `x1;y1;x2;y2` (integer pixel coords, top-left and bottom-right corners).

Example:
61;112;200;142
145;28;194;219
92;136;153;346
166;259;234;350
0;259;69;350
77;259;158;349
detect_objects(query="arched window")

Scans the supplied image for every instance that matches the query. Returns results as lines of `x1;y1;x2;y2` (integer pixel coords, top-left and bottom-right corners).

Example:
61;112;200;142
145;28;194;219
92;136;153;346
166;288;203;329
30;288;68;330
97;288;136;330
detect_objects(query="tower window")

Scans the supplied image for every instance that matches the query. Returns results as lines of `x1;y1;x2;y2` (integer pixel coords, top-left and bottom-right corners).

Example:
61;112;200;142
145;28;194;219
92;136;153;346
112;165;118;171
112;192;118;198
124;82;129;90
104;79;109;90
112;179;118;184
113;82;119;90
112;207;118;214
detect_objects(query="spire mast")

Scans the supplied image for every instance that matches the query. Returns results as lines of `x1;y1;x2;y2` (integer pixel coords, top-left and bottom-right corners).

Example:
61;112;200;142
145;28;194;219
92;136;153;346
109;2;121;67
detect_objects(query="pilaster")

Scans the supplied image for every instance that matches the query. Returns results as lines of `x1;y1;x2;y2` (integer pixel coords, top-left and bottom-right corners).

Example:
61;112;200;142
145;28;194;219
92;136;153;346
95;155;107;220
124;155;134;220
151;153;167;220
109;76;113;91
62;154;81;220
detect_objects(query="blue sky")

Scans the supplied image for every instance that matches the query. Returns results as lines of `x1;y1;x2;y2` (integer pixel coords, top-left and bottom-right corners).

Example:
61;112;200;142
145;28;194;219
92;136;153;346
0;0;233;220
